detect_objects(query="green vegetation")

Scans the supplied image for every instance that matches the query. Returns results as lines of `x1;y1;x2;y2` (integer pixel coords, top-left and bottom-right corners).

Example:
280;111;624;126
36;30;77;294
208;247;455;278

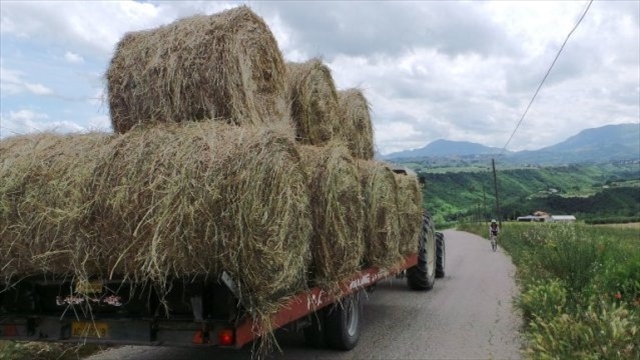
414;162;640;225
458;222;640;359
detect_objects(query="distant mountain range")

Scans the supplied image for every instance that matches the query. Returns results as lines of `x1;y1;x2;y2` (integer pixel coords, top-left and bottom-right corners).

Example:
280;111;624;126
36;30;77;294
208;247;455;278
384;139;507;159
383;123;640;164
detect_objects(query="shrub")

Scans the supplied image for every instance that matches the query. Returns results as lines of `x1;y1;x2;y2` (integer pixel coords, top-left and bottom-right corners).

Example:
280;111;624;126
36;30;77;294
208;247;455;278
526;300;639;360
519;279;567;321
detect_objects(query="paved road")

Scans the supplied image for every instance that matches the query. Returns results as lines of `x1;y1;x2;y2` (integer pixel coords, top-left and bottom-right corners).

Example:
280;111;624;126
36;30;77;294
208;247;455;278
87;230;523;360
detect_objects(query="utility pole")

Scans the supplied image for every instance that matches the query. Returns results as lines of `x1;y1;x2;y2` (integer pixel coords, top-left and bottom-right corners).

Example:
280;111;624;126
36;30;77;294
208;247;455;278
491;158;502;227
483;186;487;220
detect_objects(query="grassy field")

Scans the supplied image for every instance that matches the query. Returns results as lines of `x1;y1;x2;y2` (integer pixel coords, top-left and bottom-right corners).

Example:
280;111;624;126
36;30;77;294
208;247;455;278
411;162;640;225
458;221;640;359
595;222;640;229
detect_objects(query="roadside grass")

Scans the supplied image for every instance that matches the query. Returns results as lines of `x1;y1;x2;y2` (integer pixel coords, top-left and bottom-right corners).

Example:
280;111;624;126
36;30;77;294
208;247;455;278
458;221;640;359
0;341;105;360
594;222;640;229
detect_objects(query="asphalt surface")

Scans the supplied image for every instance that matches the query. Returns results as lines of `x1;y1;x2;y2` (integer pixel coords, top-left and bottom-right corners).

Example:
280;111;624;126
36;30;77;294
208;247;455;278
86;230;523;360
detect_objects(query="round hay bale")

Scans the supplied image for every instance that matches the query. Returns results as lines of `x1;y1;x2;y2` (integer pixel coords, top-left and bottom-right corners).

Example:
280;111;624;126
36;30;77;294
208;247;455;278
94;122;311;309
0;123;311;313
298;143;364;289
336;89;375;160
356;160;401;268
107;6;290;133
395;174;423;256
0;132;115;283
286;59;340;145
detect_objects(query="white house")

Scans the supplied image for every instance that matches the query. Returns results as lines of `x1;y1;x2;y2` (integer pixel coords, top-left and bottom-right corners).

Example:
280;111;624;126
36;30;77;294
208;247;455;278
549;215;576;223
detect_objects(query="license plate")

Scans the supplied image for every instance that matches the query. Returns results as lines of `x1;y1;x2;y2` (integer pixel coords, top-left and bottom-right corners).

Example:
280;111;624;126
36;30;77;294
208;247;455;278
71;322;108;338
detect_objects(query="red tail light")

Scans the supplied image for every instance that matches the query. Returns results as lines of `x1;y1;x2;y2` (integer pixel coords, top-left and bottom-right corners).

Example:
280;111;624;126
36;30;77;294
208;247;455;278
218;329;234;346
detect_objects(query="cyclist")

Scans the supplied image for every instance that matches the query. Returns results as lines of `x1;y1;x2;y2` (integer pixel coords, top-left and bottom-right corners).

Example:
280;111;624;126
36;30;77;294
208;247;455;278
489;219;499;249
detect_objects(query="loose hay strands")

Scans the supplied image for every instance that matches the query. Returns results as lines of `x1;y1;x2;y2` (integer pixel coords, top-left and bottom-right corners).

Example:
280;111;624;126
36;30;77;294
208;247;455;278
298;143;364;290
0;132;115;283
395;174;423;256
336;89;375;160
0;123;312;316
286;59;340;145
107;6;290;133
356;160;402;268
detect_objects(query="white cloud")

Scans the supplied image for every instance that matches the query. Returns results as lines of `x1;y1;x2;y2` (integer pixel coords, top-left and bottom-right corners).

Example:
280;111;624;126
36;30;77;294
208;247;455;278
0;66;23;94
0;1;238;58
0;109;86;138
0;1;638;154
64;51;84;63
24;82;54;95
87;115;112;132
1;66;54;96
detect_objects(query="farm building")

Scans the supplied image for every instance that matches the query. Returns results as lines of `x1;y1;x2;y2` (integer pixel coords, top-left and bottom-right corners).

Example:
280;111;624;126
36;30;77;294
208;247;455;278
516;214;577;222
516;215;546;222
549;215;577;223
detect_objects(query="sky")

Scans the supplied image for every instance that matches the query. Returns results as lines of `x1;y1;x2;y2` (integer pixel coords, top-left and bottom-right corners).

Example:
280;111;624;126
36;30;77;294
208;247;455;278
1;1;638;156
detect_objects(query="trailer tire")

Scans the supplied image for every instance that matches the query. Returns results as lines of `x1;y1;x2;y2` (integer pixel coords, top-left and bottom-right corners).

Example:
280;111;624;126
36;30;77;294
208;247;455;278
436;231;445;278
407;213;436;290
303;310;326;348
324;291;362;350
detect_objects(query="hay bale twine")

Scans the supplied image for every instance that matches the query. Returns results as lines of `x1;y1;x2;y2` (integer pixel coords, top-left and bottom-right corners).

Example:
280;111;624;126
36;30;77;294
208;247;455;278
286;59;340;145
336;89;375;160
356;160;401;268
395;174;423;256
298;143;364;289
107;6;289;133
0;123;312;313
0;132;114;283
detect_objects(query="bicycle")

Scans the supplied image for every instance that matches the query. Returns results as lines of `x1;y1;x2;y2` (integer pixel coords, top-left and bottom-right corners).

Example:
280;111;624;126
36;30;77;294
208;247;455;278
490;233;497;252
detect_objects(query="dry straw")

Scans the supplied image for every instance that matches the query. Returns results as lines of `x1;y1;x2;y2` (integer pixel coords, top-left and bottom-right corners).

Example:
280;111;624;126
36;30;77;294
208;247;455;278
0;132;115;282
286;59;340;145
107;6;290;133
336;89;375;160
0;122;312;314
298;143;364;289
356;160;402;268
395;174;423;256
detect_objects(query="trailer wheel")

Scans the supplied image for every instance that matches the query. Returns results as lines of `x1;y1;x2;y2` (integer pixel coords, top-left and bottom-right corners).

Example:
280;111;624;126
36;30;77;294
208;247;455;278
324;291;362;350
303;310;326;348
436;231;445;278
407;213;436;290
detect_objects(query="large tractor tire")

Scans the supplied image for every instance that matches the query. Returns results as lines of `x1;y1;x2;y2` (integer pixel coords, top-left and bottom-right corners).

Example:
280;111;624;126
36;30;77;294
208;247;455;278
407;213;436;290
323;291;363;350
435;231;445;278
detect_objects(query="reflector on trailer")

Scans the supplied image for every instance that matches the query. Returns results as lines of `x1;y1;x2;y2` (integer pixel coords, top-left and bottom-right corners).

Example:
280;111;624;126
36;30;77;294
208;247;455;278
192;329;209;344
2;325;18;337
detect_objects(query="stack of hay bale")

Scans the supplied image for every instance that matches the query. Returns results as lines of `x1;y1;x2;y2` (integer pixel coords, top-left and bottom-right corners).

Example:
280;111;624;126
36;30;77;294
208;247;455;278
0;5;423;333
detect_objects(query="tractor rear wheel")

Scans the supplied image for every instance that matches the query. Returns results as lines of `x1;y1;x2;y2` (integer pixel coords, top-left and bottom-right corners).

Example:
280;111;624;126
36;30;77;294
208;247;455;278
407;213;436;290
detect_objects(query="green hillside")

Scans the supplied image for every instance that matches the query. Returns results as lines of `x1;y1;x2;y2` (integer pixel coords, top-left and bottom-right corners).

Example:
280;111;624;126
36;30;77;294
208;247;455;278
416;162;640;224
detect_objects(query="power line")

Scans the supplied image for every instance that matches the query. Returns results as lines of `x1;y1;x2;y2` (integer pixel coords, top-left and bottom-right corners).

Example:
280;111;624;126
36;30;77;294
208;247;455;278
499;0;594;157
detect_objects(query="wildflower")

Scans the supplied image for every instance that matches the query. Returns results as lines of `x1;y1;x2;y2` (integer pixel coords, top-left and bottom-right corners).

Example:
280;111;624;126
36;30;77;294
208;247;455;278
614;292;622;300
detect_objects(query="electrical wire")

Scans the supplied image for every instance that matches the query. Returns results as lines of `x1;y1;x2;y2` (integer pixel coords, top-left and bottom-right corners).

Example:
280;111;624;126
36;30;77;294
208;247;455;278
498;0;594;157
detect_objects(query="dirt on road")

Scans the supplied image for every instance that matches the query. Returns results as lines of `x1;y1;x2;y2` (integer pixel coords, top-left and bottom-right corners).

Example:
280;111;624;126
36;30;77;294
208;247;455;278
86;230;523;360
